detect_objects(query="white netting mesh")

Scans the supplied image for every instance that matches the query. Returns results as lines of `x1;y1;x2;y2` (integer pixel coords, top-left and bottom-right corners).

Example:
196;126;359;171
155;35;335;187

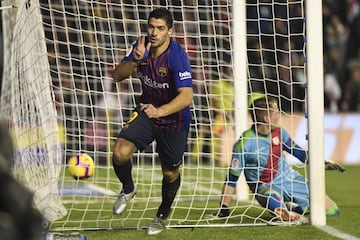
0;0;309;230
1;0;67;222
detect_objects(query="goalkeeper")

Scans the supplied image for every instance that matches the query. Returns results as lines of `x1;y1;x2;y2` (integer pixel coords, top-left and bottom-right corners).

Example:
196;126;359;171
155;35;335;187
212;95;340;221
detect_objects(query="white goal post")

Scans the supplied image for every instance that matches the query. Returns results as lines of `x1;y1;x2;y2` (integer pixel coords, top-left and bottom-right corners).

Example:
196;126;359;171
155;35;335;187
306;0;326;226
0;0;326;230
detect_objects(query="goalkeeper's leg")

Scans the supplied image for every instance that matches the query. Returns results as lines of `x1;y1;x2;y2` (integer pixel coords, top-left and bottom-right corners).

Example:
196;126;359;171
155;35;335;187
326;195;340;216
285;177;339;216
256;189;300;221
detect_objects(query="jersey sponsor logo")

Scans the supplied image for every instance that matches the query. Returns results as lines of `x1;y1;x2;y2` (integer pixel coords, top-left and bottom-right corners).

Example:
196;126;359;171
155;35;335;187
179;71;191;80
158;67;167;77
140;74;170;89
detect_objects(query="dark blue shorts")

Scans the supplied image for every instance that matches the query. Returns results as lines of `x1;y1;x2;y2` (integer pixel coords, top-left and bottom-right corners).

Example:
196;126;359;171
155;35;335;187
118;108;188;170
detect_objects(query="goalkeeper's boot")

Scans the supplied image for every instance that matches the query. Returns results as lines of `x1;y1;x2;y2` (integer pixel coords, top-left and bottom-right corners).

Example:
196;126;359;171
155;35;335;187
113;187;136;215
146;214;168;235
327;209;340;216
327;202;340;216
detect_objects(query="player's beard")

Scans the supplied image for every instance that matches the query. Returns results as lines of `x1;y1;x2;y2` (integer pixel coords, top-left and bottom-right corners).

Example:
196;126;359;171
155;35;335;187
149;36;170;49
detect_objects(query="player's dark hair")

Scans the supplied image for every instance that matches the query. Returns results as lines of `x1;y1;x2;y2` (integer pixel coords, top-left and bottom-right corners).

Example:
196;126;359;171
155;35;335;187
148;8;173;29
249;96;278;123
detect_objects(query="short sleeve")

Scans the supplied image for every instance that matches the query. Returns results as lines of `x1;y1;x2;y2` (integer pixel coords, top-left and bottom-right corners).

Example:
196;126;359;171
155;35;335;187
169;43;192;88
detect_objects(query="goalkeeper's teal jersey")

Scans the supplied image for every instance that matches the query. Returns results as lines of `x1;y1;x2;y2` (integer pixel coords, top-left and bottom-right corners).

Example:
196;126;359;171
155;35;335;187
229;125;307;192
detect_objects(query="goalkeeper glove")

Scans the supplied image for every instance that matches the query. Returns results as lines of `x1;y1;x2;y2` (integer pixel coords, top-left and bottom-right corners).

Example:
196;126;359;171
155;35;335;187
214;204;230;218
325;160;346;172
204;204;230;220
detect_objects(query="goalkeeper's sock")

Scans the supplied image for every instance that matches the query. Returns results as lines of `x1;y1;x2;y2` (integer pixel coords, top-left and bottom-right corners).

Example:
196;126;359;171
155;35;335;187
157;175;181;219
112;157;134;194
326;202;340;216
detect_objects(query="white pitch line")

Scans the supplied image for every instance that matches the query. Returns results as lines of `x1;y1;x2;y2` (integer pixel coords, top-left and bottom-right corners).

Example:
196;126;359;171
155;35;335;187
87;183;117;196
316;225;360;240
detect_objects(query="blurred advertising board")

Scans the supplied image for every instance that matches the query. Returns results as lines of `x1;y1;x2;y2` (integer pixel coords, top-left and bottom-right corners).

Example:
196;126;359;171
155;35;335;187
281;113;360;165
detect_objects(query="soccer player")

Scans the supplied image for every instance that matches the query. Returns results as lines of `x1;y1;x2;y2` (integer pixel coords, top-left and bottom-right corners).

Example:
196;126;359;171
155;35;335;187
212;95;340;222
111;8;193;235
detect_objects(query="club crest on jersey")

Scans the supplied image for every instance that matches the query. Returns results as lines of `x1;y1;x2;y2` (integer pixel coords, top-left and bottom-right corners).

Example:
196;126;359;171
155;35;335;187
158;67;167;77
272;136;280;145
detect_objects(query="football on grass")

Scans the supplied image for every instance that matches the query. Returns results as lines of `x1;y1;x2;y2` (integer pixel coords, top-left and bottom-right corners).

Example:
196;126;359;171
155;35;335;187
68;154;94;180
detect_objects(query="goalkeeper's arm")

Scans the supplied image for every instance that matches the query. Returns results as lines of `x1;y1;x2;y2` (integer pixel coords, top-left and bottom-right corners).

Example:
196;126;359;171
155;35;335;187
283;140;308;163
217;173;238;217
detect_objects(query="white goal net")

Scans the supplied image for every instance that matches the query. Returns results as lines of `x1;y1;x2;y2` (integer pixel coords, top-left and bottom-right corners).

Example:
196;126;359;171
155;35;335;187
0;0;319;231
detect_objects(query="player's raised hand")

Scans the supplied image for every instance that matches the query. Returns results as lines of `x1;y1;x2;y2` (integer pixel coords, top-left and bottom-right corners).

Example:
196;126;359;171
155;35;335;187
133;36;151;63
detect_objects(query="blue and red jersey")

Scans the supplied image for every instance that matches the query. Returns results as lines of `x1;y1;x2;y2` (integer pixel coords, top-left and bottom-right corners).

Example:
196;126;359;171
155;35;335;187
123;40;192;132
229;125;308;192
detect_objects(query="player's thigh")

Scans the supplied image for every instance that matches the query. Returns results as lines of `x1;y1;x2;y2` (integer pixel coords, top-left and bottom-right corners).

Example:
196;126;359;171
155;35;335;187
155;129;188;170
117;109;155;151
289;177;309;208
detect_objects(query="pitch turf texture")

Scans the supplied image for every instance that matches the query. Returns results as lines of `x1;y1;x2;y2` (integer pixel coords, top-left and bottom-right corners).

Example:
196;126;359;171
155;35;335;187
54;164;360;240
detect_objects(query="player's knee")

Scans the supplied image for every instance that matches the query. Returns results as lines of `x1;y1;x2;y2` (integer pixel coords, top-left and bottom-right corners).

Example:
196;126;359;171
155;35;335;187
113;151;128;165
162;169;179;182
113;139;136;164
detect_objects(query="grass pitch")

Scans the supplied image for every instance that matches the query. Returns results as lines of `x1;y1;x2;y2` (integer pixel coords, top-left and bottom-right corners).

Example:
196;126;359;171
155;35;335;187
54;164;360;240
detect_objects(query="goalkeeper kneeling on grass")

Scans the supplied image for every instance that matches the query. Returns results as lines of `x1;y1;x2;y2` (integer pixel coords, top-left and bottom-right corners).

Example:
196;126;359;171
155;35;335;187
212;94;340;221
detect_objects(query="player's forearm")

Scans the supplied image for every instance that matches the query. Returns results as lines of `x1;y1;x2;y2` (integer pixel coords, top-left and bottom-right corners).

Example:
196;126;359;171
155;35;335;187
113;61;138;82
284;140;308;163
292;143;308;163
221;184;235;206
157;87;193;117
